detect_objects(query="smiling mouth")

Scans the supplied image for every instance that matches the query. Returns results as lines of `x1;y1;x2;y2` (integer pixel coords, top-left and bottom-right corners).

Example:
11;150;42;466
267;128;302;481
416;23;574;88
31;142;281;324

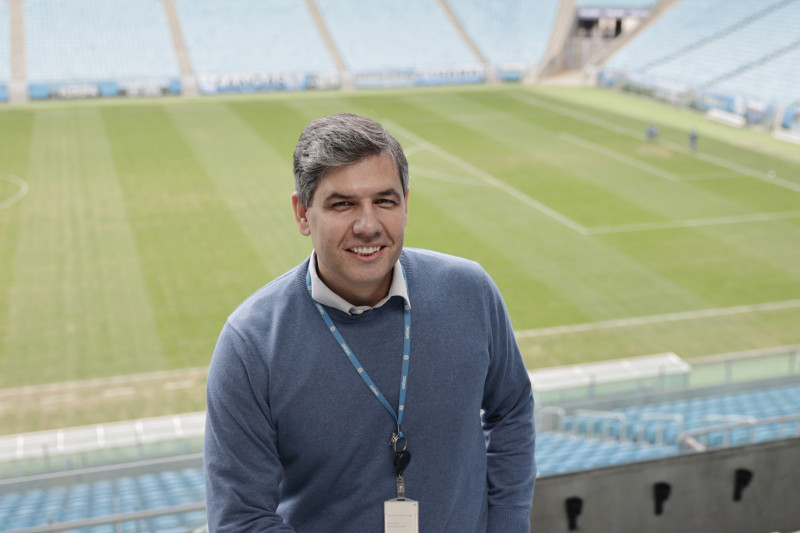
349;246;384;256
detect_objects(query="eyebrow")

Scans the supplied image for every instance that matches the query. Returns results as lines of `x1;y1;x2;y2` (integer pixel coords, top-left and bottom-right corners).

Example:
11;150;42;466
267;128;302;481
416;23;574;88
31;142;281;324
320;188;402;204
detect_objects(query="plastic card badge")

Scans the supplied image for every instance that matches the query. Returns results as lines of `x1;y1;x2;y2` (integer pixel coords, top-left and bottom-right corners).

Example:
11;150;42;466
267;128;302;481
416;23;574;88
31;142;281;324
384;499;418;533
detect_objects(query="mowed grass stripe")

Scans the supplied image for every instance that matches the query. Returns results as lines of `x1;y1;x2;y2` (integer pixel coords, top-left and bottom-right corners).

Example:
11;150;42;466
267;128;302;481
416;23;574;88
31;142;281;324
165;102;309;280
0;111;34;371
102;105;266;369
1;108;163;387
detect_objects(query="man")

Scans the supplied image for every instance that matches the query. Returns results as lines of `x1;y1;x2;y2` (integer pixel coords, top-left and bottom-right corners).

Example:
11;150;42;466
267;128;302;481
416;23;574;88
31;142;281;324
204;113;536;532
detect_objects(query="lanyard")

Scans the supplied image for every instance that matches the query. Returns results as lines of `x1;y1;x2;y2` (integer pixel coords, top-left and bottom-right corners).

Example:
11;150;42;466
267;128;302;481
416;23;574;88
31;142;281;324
306;266;411;438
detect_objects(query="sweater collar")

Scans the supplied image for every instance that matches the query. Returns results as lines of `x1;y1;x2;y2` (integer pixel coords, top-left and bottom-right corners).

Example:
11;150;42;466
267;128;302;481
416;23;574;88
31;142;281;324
307;250;410;315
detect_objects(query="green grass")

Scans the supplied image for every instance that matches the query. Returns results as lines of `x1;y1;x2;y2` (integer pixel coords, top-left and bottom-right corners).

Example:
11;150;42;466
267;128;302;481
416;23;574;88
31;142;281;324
1;84;799;430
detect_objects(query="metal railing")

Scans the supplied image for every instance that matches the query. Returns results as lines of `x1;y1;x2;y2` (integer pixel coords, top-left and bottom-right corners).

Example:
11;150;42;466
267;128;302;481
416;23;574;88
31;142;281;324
678;413;800;452
5;502;206;533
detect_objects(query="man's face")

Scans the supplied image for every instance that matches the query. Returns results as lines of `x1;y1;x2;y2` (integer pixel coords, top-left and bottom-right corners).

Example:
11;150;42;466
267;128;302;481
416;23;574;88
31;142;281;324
292;153;409;307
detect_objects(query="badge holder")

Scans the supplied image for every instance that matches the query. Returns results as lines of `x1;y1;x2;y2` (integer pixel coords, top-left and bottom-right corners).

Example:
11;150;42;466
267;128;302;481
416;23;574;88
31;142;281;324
385;432;418;533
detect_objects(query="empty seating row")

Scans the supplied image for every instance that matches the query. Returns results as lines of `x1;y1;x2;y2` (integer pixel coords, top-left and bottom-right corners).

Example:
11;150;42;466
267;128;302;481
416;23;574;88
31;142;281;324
553;383;800;446
535;431;677;475
0;468;206;532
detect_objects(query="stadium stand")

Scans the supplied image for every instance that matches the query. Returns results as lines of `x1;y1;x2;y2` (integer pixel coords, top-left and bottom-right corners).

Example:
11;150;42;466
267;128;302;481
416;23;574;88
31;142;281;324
0;1;9;101
445;0;560;79
603;0;800;106
316;0;483;86
536;381;800;475
174;0;338;93
24;0;181;99
0;414;205;532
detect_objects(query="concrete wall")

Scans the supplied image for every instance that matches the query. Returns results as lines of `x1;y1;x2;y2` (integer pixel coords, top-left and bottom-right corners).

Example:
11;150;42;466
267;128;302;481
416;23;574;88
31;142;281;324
532;437;800;533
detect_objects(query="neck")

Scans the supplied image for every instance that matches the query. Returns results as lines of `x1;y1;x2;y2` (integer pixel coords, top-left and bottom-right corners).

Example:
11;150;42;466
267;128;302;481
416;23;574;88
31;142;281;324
325;276;391;308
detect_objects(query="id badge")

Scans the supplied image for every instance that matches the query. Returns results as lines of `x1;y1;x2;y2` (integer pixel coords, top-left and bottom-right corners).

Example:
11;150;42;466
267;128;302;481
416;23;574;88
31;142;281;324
384;499;418;533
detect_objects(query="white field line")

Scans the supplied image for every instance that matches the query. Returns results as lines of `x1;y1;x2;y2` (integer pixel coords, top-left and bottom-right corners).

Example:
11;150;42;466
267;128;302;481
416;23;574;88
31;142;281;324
511;93;800;194
588;210;800;234
386;120;591;235
515;299;800;338
0;172;29;210
559;132;680;181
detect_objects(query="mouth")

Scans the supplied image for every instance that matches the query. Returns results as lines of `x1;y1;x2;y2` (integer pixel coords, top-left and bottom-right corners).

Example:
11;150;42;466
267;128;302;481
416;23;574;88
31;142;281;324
348;245;385;257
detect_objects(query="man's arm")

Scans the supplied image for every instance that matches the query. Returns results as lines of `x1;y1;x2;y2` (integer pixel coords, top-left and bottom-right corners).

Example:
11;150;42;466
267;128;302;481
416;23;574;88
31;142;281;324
481;277;537;533
204;322;296;532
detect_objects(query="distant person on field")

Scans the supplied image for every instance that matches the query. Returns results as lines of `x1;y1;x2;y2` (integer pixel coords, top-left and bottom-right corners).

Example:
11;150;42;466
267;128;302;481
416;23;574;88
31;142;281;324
204;113;536;532
689;129;698;152
646;125;659;142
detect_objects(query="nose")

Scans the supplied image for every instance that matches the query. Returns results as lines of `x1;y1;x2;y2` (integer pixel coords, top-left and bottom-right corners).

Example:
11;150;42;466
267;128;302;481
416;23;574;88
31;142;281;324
353;205;381;236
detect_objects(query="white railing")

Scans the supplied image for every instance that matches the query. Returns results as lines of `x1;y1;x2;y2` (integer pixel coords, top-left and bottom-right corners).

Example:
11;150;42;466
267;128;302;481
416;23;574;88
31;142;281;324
0;412;205;462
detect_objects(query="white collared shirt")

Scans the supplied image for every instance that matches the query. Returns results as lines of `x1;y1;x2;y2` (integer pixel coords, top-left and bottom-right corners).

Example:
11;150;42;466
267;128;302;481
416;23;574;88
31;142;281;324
308;250;410;315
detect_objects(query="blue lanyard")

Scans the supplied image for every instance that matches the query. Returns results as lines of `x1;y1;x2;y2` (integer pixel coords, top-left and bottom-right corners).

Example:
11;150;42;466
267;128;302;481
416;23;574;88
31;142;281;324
306;266;411;438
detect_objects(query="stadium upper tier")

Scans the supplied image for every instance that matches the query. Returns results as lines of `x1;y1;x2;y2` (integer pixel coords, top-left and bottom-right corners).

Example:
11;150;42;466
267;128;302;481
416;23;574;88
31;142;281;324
710;46;800;106
175;0;337;77
605;0;800;105
316;0;477;71
446;0;560;68
24;0;180;84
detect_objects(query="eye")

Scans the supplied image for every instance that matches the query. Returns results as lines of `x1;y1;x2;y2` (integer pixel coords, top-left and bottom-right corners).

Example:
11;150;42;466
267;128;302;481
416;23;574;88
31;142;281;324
376;198;398;206
331;201;353;209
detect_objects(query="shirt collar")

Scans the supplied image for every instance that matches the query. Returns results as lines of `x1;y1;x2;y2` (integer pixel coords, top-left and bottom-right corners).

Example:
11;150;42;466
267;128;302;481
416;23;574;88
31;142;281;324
308;250;410;315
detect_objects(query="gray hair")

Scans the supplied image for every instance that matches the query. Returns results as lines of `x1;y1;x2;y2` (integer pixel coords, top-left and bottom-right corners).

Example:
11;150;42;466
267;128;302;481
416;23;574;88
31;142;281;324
293;113;409;206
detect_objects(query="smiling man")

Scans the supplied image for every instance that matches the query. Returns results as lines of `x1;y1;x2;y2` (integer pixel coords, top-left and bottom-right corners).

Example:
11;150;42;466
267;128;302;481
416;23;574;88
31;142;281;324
204;113;536;533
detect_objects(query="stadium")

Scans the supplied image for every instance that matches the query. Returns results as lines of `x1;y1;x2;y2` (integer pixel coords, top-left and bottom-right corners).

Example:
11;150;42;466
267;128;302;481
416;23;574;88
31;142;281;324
0;0;799;531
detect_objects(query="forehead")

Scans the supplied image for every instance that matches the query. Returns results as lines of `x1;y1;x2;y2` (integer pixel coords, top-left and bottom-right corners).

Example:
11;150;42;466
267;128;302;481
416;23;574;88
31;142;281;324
314;153;403;198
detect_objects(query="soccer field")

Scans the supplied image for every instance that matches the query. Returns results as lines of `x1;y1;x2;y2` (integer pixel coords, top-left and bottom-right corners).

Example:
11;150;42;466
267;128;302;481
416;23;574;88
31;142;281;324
1;85;799;430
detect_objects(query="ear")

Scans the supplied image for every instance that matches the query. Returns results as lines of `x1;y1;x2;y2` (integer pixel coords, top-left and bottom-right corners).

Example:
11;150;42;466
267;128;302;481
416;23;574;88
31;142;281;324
292;192;311;236
403;188;409;227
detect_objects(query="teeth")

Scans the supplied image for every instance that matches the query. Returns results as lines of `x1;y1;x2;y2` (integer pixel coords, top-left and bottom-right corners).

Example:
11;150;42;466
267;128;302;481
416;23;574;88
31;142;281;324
351;246;381;255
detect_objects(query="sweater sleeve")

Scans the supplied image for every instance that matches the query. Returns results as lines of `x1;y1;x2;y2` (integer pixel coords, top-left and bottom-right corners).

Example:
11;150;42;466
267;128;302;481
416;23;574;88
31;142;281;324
481;276;537;533
204;321;296;532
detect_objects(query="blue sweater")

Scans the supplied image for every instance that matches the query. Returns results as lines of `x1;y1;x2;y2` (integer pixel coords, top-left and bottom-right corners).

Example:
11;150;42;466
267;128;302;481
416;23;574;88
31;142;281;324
205;248;536;532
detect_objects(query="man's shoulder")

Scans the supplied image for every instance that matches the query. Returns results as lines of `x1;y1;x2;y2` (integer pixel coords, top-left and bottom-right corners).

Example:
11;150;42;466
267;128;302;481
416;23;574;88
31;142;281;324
228;261;307;326
402;247;486;278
